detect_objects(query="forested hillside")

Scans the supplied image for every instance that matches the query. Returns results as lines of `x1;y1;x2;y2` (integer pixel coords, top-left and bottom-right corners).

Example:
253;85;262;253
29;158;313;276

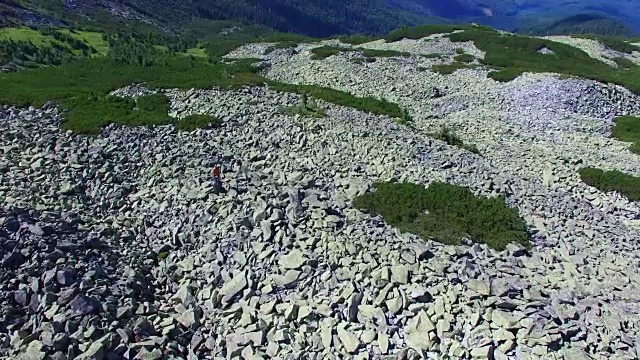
5;0;637;38
1;0;441;37
385;0;640;36
518;14;636;37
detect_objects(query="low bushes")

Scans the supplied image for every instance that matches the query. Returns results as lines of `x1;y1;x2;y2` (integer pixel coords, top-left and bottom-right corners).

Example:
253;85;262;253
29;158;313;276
338;34;379;45
311;46;410;60
579;168;640;201
430;126;480;154
573;34;640;54
0;56;265;133
176;114;220;131
61;94;171;134
268;81;406;120
0;52;413;132
384;24;496;43
448;29;640;93
431;62;479;75
612;57;637;69
278;93;325;118
311;45;351;59
611;115;640;155
454;53;474;63
353;181;530;250
361;49;411;58
0;57;264;108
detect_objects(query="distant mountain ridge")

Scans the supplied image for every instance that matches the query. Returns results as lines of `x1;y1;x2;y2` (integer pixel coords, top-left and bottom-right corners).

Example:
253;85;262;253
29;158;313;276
386;0;640;36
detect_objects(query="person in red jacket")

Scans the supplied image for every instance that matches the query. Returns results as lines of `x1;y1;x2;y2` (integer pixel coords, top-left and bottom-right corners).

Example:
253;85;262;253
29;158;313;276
212;165;222;193
212;165;221;179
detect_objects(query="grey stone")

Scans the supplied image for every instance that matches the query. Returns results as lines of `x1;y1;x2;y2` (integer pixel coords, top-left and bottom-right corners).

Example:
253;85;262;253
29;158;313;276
75;334;112;360
56;267;77;286
68;294;100;316
467;278;491;296
13;289;29;306
219;270;248;300
2;252;25;269
58;287;78;305
278;248;307;270
3;217;20;233
406;310;435;350
337;325;361;354
391;265;410;284
177;309;201;330
16;340;45;360
347;292;363;322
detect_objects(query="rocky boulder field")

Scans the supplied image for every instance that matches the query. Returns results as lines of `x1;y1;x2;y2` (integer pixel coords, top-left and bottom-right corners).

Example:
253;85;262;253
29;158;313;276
2;35;640;360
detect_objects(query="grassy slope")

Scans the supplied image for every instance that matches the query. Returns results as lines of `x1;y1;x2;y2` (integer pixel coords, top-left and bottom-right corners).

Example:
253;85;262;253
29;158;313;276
0;27;51;45
59;29;109;56
0;26;109;55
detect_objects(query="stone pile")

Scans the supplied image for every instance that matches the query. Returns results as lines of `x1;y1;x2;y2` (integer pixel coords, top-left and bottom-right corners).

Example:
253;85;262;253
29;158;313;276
3;36;640;360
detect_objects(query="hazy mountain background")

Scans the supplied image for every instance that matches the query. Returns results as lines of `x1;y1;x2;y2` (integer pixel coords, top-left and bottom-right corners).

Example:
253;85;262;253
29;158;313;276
387;0;640;35
1;0;639;37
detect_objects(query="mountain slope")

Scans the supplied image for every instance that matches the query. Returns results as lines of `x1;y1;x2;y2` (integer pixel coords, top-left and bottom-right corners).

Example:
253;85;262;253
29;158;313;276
2;0;444;37
2;0;639;37
3;26;640;360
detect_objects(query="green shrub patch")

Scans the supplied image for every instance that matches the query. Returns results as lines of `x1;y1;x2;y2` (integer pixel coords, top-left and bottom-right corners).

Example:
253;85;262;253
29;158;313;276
579;168;640;201
361;49;411;58
176;114;220;132
338;35;379;45
353;182;530;250
573;35;640;54
609;115;640;155
61;94;172;134
448;30;640;92
384;24;496;43
612;57;637;69
0;57;265;133
430;127;480;154
611;115;640;154
311;46;410;60
454;53;474;63
431;62;479;74
267;82;405;119
311;46;351;59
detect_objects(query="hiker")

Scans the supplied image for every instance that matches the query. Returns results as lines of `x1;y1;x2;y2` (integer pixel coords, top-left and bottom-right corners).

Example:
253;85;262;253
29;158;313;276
212;165;223;193
212;165;221;179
